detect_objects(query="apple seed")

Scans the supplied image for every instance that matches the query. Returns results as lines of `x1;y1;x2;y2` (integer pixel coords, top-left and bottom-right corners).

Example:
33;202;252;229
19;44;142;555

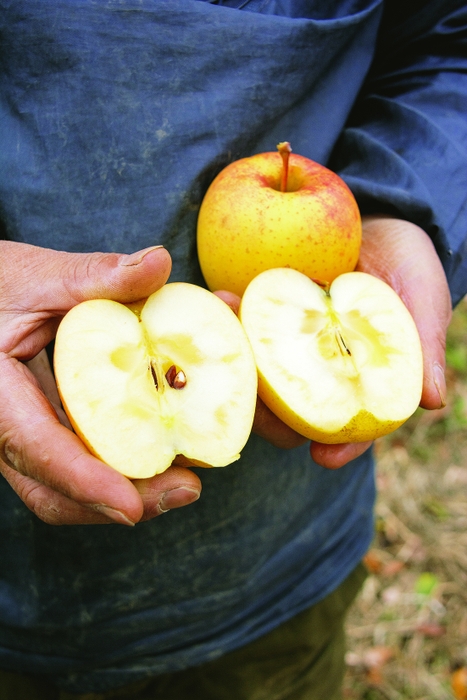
165;365;187;390
335;327;352;356
172;370;187;390
165;364;177;386
150;362;159;389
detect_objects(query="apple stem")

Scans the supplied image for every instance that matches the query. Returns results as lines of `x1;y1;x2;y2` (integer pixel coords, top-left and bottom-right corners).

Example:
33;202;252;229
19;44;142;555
277;141;292;193
311;278;330;293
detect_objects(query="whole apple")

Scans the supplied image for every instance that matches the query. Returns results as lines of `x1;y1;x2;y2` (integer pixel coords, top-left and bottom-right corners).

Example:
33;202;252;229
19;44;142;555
197;142;362;297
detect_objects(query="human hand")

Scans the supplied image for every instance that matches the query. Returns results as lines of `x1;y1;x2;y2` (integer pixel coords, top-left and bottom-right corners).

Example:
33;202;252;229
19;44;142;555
311;215;452;469
0;241;202;526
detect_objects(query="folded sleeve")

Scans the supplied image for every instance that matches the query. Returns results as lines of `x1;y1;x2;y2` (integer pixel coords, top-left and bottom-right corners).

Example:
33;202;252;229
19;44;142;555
329;0;467;306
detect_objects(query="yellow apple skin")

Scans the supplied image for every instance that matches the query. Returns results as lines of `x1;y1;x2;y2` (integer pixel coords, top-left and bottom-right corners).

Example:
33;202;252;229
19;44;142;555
255;385;404;445
197;150;361;297
239;268;424;444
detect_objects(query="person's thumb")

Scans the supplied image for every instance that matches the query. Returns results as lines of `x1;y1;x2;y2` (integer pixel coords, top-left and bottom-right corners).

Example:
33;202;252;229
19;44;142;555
399;256;452;411
3;241;172;312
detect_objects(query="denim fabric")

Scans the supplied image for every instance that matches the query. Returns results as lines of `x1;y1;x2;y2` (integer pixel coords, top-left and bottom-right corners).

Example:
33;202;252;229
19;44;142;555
0;564;367;700
0;0;465;693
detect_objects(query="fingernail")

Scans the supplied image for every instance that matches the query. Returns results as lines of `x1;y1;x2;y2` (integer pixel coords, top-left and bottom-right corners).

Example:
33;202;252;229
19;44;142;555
92;504;136;526
433;361;447;408
119;246;164;267
159;487;201;513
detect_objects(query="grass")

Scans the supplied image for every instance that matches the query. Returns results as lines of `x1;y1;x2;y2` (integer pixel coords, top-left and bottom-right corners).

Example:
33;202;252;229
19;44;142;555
344;296;467;700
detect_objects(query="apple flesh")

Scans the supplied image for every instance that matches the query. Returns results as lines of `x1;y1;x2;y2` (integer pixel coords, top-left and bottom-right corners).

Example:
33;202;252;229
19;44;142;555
197;143;361;297
54;283;258;478
239;268;424;444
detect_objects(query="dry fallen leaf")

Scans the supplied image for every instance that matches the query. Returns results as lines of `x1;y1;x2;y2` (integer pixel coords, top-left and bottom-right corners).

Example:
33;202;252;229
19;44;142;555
452;667;467;700
415;622;446;638
363;551;383;574
363;645;395;669
362;646;395;687
381;560;405;577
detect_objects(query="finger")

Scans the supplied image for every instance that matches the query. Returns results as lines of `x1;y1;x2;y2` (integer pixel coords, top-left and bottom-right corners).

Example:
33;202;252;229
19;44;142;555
1;243;173;359
252;396;307;450
133;466;202;521
359;217;452;410
0;354;145;525
26;348;72;428
1;241;172;313
0;460;132;526
0;460;202;525
214;290;241;315
310;440;373;469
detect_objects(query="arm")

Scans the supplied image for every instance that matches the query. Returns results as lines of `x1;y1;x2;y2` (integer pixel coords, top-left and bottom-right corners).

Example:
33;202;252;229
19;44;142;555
0;241;201;525
329;0;467;306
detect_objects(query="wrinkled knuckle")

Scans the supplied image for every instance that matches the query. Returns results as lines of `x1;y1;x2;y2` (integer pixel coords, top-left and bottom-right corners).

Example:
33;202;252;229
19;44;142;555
2;424;55;476
436;323;448;349
62;252;116;303
0;427;25;473
61;257;89;302
17;480;62;525
33;501;64;526
58;254;86;300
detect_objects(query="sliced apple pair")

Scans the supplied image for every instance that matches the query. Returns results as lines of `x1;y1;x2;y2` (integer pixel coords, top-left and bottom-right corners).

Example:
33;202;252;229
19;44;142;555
54;283;258;478
239;268;424;443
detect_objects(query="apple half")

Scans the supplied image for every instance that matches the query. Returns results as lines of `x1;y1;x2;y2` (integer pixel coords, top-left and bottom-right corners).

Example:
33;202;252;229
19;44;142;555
54;283;258;478
239;268;424;444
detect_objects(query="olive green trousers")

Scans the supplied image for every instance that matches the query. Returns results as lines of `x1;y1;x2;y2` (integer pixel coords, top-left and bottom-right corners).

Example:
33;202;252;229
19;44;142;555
0;563;366;700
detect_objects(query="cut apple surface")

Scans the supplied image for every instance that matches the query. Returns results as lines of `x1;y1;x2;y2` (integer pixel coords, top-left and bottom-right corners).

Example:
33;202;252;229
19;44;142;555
54;283;257;478
239;268;424;444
